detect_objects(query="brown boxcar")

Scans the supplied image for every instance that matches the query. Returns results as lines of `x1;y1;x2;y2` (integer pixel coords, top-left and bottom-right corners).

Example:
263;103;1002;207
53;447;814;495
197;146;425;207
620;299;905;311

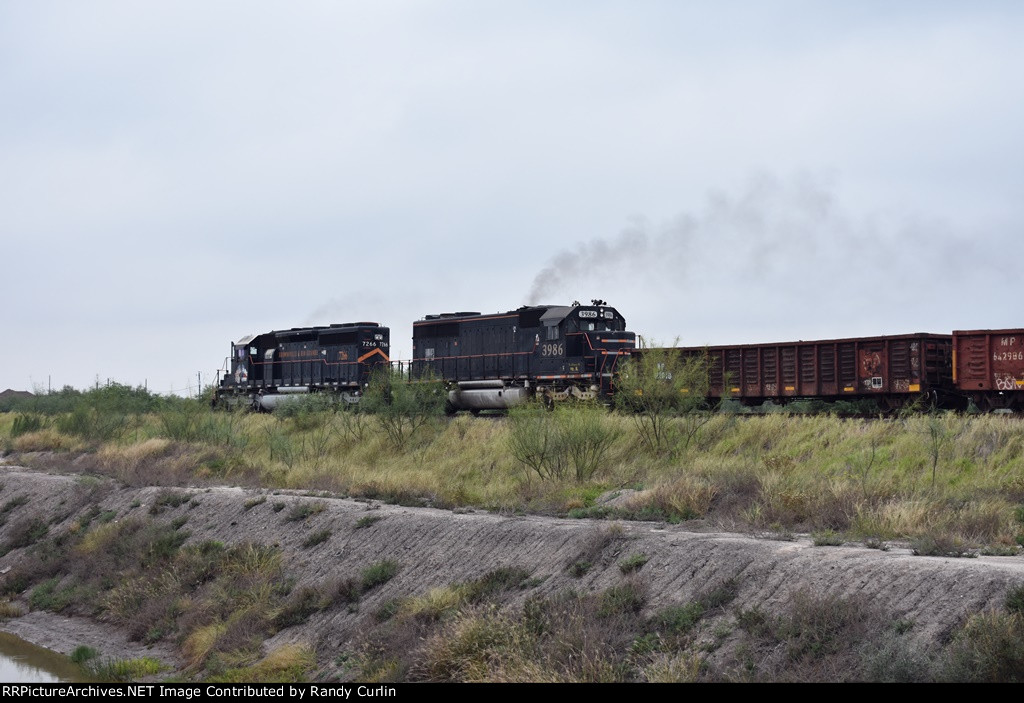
953;329;1024;410
647;333;953;410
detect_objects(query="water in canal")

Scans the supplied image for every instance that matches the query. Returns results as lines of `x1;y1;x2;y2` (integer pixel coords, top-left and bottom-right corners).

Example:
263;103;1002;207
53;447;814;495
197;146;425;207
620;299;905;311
0;631;90;682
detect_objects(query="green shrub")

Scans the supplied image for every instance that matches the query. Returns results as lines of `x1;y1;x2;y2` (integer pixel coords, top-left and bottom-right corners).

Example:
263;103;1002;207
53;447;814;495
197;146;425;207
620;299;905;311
361;560;400;592
10;413;46;437
285;502;326;522
619;553;649;574
302;529;332;549
598;581;647;617
355;515;383;529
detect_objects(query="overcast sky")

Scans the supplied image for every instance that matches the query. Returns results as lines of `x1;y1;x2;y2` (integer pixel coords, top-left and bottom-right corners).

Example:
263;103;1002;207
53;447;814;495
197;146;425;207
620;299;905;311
2;1;1021;395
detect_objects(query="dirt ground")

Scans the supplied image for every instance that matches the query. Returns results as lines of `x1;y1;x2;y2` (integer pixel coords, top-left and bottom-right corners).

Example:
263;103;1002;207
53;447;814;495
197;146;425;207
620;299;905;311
1;457;1023;678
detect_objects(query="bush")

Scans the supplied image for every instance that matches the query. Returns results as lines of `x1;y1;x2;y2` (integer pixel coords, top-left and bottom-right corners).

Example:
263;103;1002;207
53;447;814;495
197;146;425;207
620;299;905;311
361;369;446;449
613;344;712;454
507;403;619;482
10;413;46;437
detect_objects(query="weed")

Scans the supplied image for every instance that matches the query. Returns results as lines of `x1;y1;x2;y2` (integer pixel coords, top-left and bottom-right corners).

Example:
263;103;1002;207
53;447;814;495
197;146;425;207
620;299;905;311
361;560;400;592
939;611;1024;682
1006;585;1024;615
275;586;332;628
374;599;402;622
85;656;165;682
148;490;191;514
911;535;976;558
355;514;383;529
460;567;533;603
28;578;75;612
302;529;332;549
651;602;704;636
1;495;29;514
567;561;592;578
864;536;889;551
243;496;267;511
597;581;647;617
70;646;100;664
285;502;326;522
812;529;844;546
619;553;649;574
3;517;49;552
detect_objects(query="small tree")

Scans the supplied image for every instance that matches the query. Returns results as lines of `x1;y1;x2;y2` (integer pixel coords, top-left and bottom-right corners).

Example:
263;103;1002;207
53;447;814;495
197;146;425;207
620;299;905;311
507;403;620;483
361;368;446;449
614;341;711;454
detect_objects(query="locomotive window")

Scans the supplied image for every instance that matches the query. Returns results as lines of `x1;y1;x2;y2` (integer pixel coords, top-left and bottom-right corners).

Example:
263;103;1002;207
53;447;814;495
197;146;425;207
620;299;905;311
546;326;560;340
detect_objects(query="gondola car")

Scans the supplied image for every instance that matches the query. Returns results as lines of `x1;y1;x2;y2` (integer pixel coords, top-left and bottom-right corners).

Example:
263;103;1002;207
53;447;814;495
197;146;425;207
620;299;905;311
953;329;1024;410
640;333;955;411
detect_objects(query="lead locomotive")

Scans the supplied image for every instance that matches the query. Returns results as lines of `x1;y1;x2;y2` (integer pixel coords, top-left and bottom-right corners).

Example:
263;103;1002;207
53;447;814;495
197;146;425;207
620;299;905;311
411;300;636;411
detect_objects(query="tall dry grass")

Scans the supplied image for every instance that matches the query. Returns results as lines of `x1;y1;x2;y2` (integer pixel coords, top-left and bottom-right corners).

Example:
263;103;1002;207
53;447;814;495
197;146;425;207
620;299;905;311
7;403;1024;545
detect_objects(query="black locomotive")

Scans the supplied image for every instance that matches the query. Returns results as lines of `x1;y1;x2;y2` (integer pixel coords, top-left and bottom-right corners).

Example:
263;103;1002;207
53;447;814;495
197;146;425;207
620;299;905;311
216;322;390;410
411;300;636;411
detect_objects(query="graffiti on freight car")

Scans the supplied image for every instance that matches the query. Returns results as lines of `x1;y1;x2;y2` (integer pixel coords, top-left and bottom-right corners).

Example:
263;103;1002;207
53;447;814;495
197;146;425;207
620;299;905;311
994;375;1024;391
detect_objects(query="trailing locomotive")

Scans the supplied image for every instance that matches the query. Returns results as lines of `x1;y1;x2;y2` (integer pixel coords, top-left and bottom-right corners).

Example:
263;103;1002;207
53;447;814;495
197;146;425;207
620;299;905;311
216;322;390;410
411;301;636;411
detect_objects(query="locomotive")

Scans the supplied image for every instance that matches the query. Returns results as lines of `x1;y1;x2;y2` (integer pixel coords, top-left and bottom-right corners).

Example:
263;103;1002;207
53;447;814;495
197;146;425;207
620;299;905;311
411;300;636;412
215;322;390;410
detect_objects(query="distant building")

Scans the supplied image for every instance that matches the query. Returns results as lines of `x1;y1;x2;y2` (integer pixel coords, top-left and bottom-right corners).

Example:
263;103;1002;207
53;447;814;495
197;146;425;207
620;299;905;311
0;389;33;401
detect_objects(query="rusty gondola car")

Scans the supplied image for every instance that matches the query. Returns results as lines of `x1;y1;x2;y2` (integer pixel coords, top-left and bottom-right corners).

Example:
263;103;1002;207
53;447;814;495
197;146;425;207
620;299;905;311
953;329;1024;411
640;333;955;411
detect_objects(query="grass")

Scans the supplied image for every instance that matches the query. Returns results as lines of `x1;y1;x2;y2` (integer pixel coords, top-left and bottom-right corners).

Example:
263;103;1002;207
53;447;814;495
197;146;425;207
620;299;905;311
355;514;384;529
301;529;332;549
9;400;1024;680
619;552;649;574
85;656;166;681
8;401;1024;547
285;502;326;522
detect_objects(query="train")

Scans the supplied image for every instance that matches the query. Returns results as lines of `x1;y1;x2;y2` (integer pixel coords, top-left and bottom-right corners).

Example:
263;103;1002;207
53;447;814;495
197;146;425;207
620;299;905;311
215;304;1024;413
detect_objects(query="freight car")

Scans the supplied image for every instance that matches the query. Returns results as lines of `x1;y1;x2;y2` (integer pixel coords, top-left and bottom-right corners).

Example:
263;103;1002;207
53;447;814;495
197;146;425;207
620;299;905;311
953;329;1024;411
215;322;390;410
411;301;636;411
639;333;956;411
